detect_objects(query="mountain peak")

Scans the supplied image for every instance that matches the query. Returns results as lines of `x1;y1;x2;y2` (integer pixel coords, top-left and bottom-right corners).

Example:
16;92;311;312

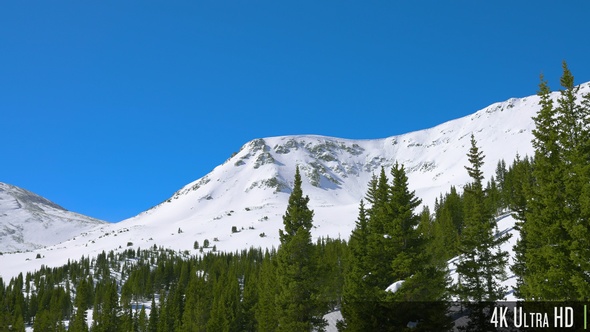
0;182;66;212
2;84;589;278
0;182;106;253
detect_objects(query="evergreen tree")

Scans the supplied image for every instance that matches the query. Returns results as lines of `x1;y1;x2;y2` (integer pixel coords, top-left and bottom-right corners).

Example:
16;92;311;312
364;173;378;207
505;155;533;220
207;265;241;332
571;88;590;299
485;176;502;216
93;280;120;332
494;159;508;210
431;204;460;261
138;305;148;332
363;167;392;292
455;135;510;331
275;166;326;331
387;163;422;280
517;70;580;300
315;237;347;311
12;315;25;332
241;263;259;332
429;186;464;260
342;163;451;331
69;281;89;332
340;200;375;331
255;251;278;331
383;163;451;331
556;63;590;299
148;297;158;332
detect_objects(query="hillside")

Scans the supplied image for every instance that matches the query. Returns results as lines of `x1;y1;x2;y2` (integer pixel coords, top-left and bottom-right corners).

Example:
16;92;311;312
1;82;589;280
0;182;106;253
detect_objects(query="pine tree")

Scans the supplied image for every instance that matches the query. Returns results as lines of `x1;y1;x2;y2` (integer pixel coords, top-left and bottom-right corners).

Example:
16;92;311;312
340;200;375;331
485;177;501;216
342;163;451;331
12;315;25;332
556;63;590;299
507;155;534;299
517;70;580;300
455;135;510;331
148;297;159;332
207;264;241;332
364;167;392;291
386;162;422;284
275;166;326;331
430;186;464;260
505;155;533;221
315;237;347;311
364;173;378;207
69;283;89;332
138;305;148;332
495;159;508;210
570;87;590;299
93;280;120;332
383;163;451;331
241;262;259;332
431;205;459;261
255;250;278;331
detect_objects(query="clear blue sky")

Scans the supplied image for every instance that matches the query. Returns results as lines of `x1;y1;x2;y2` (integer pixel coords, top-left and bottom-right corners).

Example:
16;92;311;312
1;2;589;222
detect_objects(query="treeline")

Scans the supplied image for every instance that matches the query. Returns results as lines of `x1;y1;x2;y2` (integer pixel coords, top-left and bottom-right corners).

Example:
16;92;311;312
0;236;347;331
0;62;588;331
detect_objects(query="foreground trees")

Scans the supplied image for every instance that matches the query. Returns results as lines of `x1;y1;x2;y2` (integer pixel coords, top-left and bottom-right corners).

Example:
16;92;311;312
342;163;451;331
455;135;510;303
275;166;326;331
454;135;511;331
515;63;590;300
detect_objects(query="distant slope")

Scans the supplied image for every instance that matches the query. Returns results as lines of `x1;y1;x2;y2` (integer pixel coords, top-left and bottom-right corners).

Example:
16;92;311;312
1;82;588;280
0;182;106;253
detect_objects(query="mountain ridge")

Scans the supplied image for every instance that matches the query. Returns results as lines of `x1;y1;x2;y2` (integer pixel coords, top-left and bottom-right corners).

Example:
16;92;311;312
0;182;106;253
1;82;589;279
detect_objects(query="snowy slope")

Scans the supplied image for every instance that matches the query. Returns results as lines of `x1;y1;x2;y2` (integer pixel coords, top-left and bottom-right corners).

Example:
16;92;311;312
1;82;589;280
0;182;106;253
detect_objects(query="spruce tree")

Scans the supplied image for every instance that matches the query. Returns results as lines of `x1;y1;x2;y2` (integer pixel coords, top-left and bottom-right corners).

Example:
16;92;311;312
148;297;159;332
383;163;451;331
93;280;120;332
341;167;393;331
69;281;89;332
255;250;278;331
138;305;148;332
241;262;259;331
518;69;580;300
275;166;326;331
342;163;451;331
340;200;375;331
315;237;347;311
556;63;590;299
570;88;590;299
431;207;459;261
364;174;378;207
386;162;422;284
181;269;210;331
364;167;392;291
455;135;510;330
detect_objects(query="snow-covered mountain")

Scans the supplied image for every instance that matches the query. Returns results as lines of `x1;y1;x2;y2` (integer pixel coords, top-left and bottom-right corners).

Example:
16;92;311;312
1;82;589;280
0;182;106;253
